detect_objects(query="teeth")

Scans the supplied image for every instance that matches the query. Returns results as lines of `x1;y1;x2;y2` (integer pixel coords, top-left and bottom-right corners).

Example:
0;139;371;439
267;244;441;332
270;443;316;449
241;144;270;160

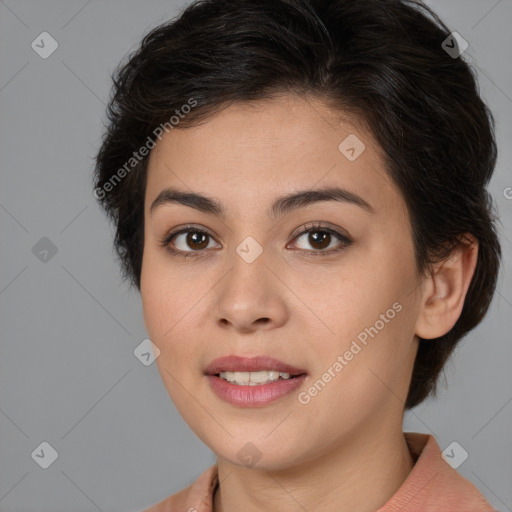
219;370;293;385
234;371;249;384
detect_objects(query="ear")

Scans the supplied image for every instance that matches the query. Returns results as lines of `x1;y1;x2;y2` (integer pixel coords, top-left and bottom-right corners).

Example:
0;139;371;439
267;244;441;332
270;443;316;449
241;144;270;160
415;234;479;340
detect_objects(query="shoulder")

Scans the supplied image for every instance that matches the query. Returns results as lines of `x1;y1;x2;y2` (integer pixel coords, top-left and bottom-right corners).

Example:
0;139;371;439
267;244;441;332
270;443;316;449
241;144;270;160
140;464;218;512
378;432;495;512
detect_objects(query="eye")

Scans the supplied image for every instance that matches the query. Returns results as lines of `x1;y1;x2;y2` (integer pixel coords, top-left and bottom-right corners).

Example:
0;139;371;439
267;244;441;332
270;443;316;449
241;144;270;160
160;222;352;259
160;225;220;257
288;223;352;256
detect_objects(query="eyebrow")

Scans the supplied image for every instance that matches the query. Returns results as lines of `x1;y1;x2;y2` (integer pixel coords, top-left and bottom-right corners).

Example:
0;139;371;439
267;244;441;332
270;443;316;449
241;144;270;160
150;185;374;219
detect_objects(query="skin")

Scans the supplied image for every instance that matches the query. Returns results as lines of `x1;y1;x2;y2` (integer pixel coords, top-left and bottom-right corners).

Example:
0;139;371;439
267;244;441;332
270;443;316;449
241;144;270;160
140;93;478;512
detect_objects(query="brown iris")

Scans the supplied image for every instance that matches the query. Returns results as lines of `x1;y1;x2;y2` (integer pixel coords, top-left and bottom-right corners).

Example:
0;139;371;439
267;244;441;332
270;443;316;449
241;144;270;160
186;231;209;250
308;230;331;250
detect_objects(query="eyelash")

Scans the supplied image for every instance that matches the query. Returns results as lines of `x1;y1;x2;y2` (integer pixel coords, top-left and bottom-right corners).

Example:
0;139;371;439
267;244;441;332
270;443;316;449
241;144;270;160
159;222;352;259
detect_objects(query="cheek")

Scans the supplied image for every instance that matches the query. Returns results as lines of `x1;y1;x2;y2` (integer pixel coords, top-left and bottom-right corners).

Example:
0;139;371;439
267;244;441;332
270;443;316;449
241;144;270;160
140;254;204;378
296;312;416;441
140;272;166;341
140;250;181;353
140;246;184;332
300;247;419;398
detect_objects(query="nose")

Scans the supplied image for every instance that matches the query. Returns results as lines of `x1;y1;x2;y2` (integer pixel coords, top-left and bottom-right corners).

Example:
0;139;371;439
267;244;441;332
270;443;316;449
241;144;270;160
212;250;288;334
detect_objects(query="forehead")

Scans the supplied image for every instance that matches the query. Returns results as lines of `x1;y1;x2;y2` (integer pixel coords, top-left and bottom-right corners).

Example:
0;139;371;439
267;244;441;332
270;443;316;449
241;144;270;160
145;94;404;220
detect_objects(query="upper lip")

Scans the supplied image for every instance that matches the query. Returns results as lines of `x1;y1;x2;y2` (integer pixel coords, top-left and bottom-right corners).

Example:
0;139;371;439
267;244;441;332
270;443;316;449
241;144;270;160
204;355;307;376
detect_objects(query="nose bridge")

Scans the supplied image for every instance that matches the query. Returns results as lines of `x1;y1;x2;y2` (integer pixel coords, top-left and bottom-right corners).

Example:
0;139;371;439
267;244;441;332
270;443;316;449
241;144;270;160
212;237;287;331
224;239;270;309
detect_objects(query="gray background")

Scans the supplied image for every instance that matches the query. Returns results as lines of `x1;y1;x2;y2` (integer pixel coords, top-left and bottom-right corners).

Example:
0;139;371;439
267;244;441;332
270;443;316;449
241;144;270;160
0;1;510;511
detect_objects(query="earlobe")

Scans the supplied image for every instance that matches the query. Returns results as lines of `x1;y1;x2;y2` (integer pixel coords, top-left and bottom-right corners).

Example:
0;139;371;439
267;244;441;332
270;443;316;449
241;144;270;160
415;235;479;340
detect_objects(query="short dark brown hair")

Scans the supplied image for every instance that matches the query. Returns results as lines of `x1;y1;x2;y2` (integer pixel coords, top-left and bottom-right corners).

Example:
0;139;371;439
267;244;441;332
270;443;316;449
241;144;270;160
93;0;502;408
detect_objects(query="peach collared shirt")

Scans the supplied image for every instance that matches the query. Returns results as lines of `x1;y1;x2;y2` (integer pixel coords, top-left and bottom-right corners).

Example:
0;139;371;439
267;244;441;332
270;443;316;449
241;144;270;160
141;432;495;512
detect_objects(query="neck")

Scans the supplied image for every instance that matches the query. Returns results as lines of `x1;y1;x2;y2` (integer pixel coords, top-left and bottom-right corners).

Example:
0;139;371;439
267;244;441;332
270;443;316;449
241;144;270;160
213;422;414;512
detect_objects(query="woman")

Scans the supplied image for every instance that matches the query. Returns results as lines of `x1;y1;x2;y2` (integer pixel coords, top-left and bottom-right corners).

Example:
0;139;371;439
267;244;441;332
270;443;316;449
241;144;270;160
93;0;501;510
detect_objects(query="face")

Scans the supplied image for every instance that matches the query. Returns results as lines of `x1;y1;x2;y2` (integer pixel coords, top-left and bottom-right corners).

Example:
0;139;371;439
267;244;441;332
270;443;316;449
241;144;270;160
140;94;423;470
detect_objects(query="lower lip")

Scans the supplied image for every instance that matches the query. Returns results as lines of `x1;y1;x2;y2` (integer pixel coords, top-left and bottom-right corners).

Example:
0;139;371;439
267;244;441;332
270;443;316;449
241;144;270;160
206;374;307;407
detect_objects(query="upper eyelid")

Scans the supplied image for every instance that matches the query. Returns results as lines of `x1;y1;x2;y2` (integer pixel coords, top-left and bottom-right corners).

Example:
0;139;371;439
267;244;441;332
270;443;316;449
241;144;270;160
165;225;218;243
290;222;351;241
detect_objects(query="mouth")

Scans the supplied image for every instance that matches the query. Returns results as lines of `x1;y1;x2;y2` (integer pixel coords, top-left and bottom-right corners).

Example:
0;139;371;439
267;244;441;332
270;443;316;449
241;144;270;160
204;355;307;406
216;370;304;386
204;354;307;380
